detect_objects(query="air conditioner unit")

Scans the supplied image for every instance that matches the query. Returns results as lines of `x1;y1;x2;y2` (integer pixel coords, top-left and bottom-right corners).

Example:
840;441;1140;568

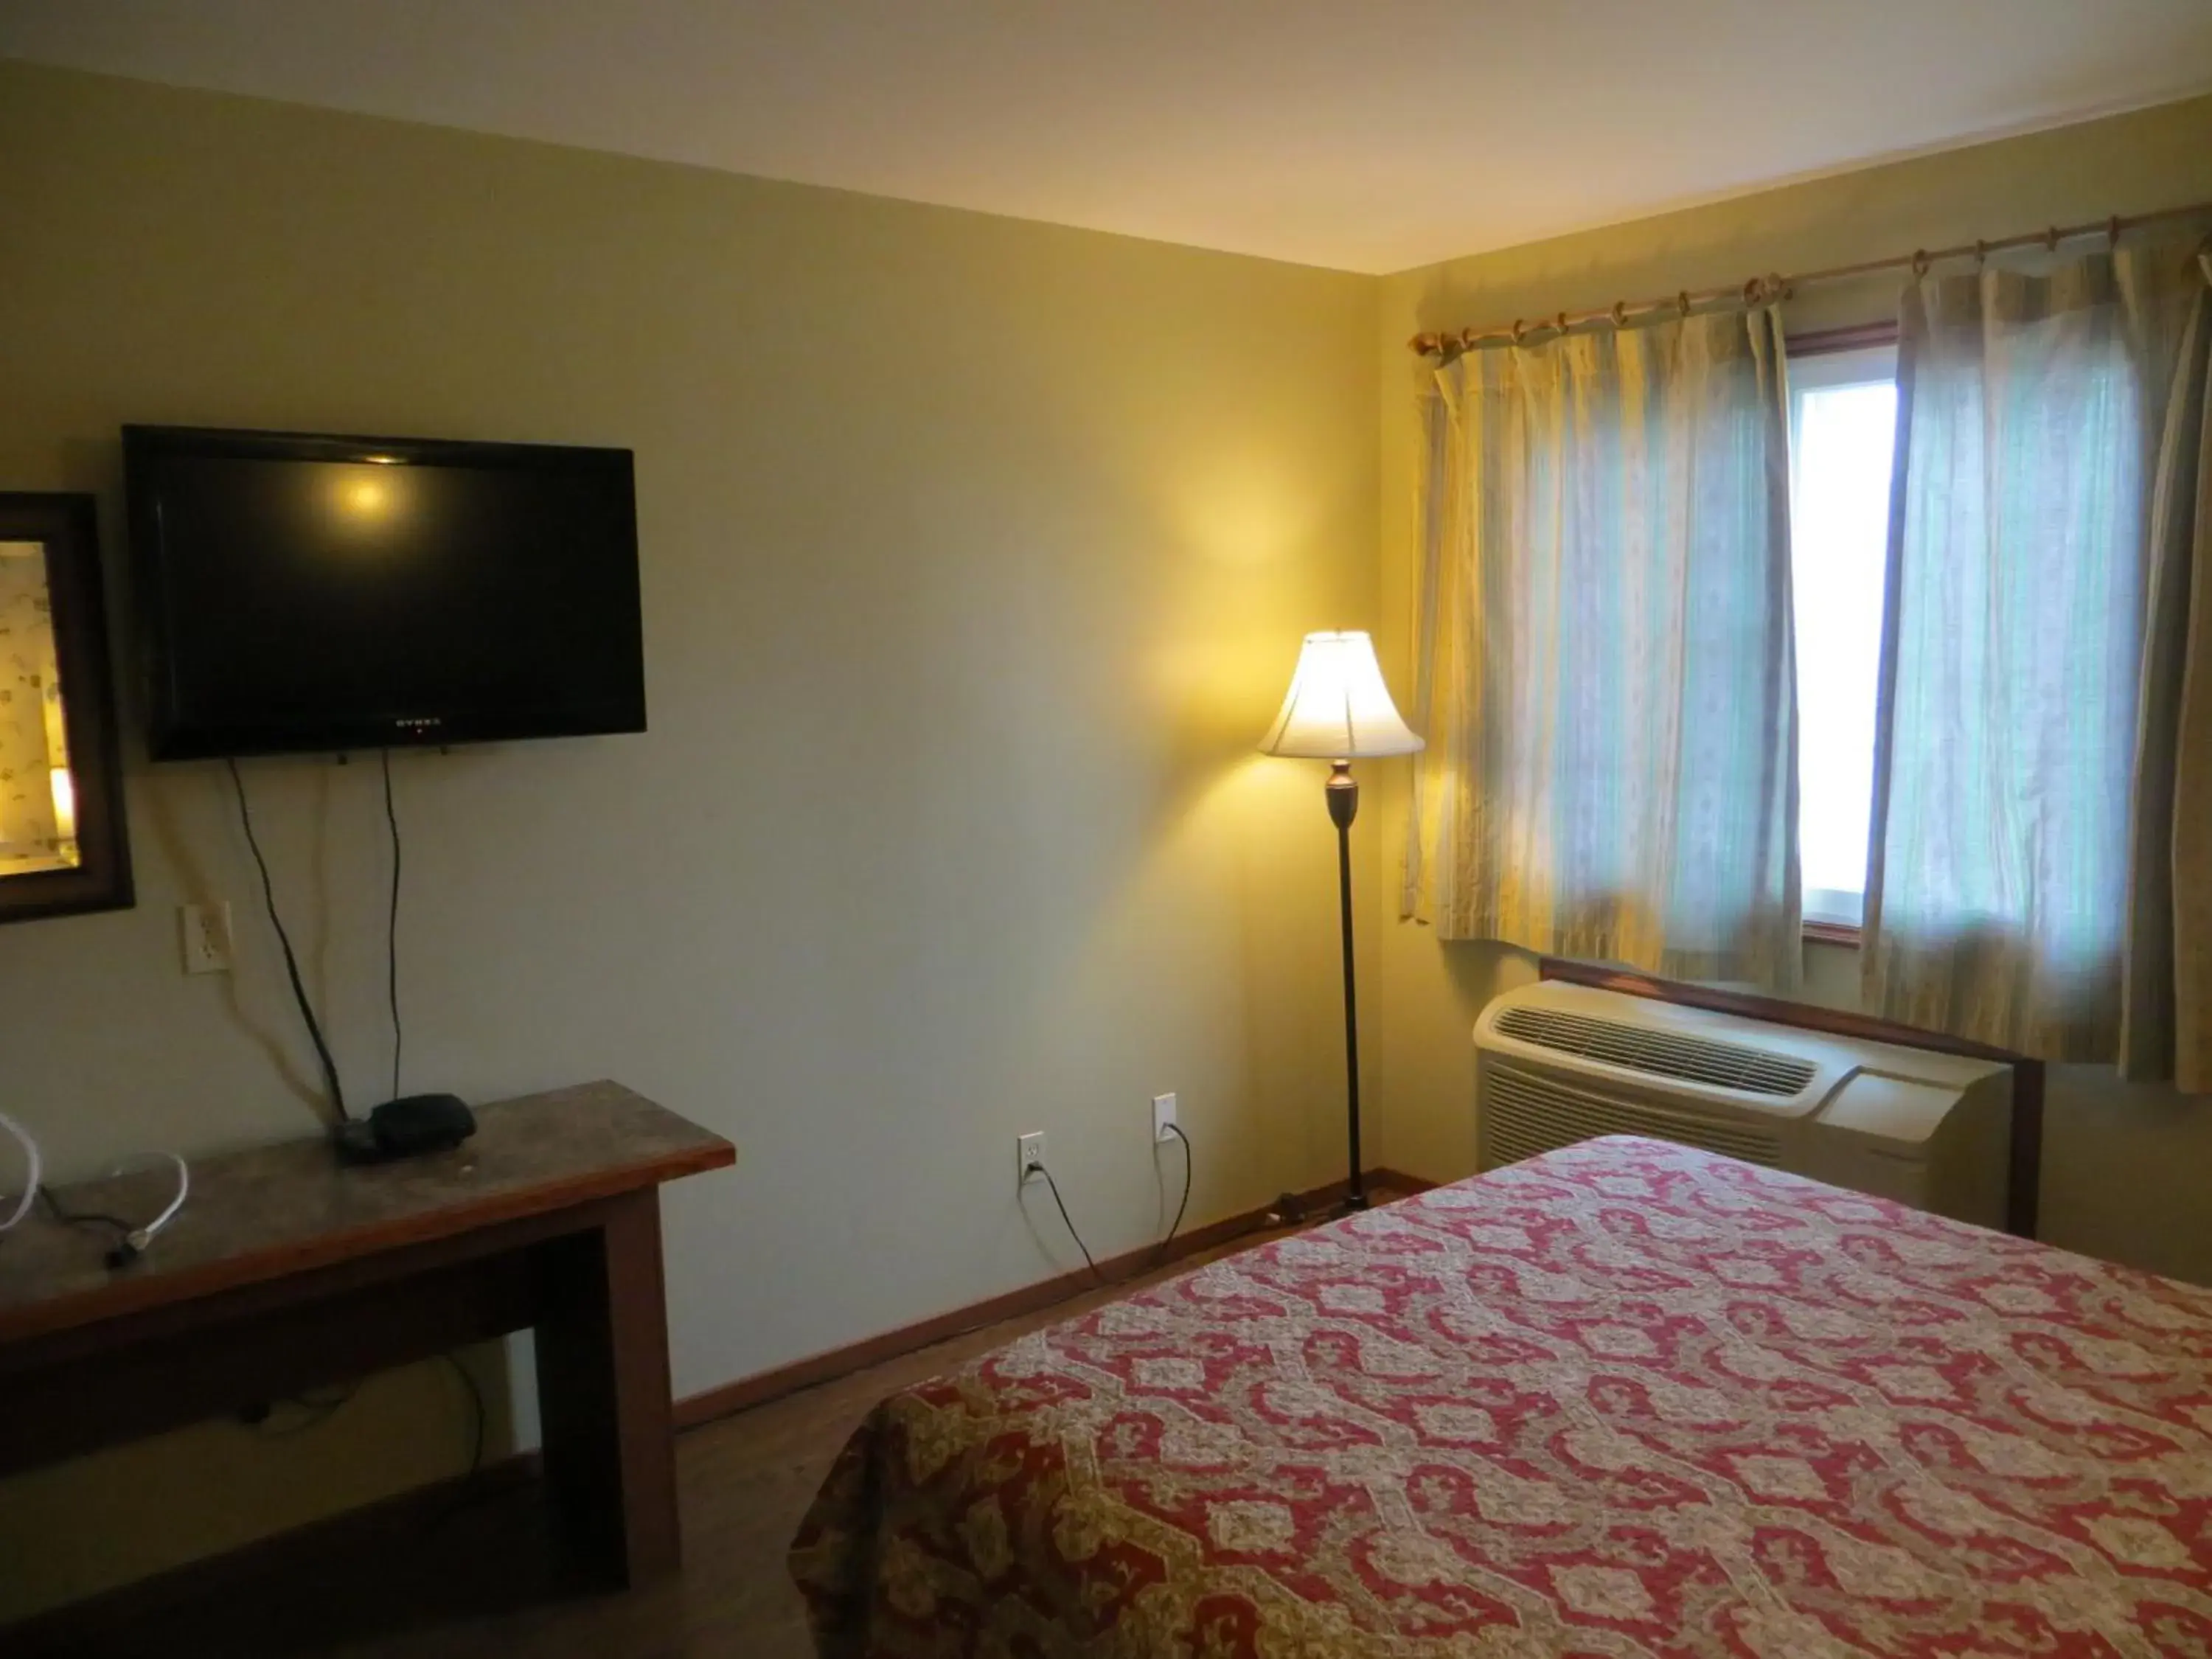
1474;981;2011;1228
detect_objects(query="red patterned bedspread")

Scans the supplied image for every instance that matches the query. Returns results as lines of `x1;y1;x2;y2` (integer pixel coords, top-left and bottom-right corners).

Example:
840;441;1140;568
790;1136;2212;1657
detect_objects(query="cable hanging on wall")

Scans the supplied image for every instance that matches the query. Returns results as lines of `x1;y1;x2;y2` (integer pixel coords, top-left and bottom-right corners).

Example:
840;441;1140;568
228;757;350;1122
1032;1121;1194;1288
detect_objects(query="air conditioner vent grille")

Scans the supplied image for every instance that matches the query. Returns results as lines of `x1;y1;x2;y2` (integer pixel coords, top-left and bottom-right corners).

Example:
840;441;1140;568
1480;1063;1784;1172
1493;1006;1817;1098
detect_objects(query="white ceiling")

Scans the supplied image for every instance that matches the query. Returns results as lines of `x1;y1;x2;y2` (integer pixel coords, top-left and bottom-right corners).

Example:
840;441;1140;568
3;1;2210;274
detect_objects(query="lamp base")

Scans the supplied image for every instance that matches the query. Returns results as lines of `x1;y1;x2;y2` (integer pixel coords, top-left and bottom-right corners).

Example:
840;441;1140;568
1334;1190;1369;1218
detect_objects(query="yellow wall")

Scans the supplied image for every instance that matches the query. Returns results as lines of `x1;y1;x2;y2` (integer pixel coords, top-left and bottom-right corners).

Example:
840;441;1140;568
7;52;2210;1626
0;60;1378;1617
1371;94;2212;1284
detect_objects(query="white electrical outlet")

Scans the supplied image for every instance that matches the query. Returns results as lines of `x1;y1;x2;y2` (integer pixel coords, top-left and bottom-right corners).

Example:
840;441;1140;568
179;901;233;975
1152;1092;1179;1144
1016;1131;1048;1185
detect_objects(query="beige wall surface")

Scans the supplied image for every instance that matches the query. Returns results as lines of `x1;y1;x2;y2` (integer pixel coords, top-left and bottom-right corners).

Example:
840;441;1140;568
0;60;1379;1615
7;49;2211;1629
1371;94;2212;1287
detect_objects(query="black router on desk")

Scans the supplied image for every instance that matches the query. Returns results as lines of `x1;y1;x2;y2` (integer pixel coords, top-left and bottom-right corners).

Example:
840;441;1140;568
334;1094;478;1166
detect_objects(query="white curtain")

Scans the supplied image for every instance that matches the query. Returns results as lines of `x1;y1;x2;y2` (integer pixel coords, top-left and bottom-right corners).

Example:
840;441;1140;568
1865;241;2212;1085
1403;307;1802;988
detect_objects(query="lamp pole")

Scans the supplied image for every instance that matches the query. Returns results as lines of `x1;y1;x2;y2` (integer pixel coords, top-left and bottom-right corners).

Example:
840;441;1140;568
1258;630;1422;1222
1327;759;1365;1211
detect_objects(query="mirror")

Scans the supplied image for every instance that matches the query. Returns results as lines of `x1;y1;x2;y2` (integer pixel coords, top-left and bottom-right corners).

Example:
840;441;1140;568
0;494;132;923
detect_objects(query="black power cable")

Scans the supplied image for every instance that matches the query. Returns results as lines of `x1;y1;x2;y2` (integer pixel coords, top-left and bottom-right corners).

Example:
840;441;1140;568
438;1352;486;1477
38;1183;133;1237
897;1135;1294;1372
420;1353;493;1537
380;748;403;1102
1033;1121;1194;1288
1144;1122;1194;1274
1037;1164;1102;1278
227;759;349;1122
253;1383;361;1436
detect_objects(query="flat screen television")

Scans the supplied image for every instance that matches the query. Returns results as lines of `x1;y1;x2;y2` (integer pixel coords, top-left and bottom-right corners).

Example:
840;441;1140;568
125;425;645;759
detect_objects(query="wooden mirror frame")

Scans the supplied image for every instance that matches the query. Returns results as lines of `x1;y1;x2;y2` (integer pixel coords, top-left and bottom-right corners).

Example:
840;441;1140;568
0;493;134;924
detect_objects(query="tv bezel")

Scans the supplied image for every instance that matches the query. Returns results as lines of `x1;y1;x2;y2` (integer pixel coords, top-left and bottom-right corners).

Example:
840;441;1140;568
124;425;646;761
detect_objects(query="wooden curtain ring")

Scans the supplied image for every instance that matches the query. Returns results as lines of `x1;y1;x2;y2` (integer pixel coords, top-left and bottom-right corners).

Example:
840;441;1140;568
1611;300;1628;328
1676;291;1691;318
1910;248;1931;279
1511;319;1527;347
2045;225;2062;254
1554;310;1570;335
2108;215;2123;251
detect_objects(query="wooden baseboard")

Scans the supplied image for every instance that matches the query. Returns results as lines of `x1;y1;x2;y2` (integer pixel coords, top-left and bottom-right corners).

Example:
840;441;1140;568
672;1165;1437;1430
1366;1168;1436;1196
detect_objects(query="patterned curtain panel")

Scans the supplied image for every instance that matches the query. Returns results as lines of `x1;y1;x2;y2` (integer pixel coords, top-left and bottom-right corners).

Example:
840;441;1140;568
1865;242;2212;1084
1402;308;1802;988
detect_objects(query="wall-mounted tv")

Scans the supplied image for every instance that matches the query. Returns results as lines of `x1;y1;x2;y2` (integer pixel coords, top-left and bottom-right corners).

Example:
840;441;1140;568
125;425;646;759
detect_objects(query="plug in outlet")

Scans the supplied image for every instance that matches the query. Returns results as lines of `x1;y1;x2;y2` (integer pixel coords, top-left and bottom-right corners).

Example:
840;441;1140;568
1152;1092;1179;1144
1016;1131;1048;1186
179;901;233;975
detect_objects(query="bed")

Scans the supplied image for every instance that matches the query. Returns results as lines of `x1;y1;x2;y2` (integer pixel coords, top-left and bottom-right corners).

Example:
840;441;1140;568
790;1135;2212;1657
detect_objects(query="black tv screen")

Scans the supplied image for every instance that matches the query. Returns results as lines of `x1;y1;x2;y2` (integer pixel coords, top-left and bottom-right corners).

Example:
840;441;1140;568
125;426;645;759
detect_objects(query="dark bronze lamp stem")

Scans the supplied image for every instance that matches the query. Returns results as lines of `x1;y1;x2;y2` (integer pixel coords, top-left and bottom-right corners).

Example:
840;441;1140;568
1326;759;1364;1211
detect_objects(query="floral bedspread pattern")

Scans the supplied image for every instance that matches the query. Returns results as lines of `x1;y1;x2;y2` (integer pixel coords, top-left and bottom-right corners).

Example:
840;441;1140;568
790;1137;2212;1657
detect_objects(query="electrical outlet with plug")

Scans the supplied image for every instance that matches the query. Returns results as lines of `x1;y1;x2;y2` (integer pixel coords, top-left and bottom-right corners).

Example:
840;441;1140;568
1016;1131;1047;1186
1152;1092;1178;1144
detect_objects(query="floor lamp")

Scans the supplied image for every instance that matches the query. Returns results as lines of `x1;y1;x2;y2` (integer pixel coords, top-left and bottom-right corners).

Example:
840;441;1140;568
1261;631;1423;1212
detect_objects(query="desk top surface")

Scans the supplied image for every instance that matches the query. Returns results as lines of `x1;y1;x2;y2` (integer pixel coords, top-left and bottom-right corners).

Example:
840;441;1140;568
0;1082;733;1349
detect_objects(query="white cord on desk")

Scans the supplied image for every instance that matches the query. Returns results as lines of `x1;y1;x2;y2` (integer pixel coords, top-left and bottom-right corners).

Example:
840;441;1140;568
108;1150;189;1255
0;1110;38;1234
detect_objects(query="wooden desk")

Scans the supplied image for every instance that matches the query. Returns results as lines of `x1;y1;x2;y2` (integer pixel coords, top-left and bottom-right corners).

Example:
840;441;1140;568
0;1082;733;1590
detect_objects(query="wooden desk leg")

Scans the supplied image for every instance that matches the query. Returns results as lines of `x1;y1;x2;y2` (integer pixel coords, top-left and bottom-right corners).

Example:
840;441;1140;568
533;1189;681;1587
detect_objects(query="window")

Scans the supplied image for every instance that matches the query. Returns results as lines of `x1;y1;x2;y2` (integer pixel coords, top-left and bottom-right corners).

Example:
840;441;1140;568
1787;343;1896;934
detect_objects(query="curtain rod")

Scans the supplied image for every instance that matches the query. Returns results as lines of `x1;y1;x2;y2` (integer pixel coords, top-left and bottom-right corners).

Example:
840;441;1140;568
1406;197;2212;358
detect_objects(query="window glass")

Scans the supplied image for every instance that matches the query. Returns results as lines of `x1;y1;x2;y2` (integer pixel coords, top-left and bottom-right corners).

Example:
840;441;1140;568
1787;344;1896;929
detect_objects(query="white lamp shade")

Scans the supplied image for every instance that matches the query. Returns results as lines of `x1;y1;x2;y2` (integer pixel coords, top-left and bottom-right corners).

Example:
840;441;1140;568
1260;631;1423;759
